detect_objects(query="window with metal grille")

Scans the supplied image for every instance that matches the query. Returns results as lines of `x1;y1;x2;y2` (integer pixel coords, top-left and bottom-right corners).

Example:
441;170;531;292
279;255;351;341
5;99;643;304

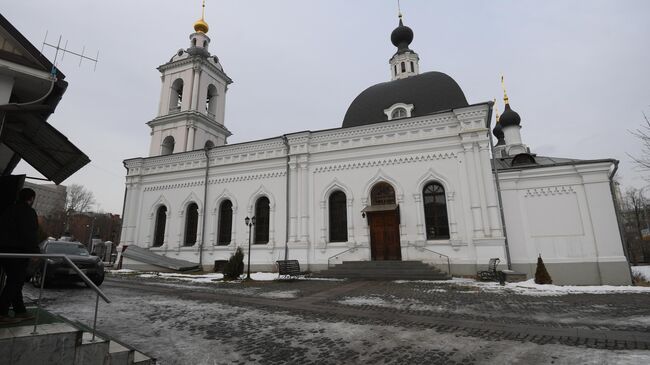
254;197;270;244
184;203;199;246
371;182;396;205
423;183;450;239
217;200;233;245
329;191;348;242
153;206;166;247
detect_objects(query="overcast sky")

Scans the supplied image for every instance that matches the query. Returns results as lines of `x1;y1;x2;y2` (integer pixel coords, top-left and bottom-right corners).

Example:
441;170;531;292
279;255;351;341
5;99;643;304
4;0;650;214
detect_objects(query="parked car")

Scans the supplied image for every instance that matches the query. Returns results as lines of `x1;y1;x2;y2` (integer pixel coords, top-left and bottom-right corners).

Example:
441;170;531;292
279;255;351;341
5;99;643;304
30;240;105;287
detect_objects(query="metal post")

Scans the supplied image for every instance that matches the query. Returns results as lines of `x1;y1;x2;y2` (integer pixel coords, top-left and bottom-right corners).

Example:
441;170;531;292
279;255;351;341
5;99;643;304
32;261;48;334
91;293;99;342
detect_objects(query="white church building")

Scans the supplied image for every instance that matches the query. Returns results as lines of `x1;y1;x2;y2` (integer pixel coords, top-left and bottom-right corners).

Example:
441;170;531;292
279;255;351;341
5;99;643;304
119;10;631;285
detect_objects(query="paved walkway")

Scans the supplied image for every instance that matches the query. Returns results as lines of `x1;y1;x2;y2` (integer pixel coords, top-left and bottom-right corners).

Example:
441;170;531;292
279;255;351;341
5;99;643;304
25;276;650;364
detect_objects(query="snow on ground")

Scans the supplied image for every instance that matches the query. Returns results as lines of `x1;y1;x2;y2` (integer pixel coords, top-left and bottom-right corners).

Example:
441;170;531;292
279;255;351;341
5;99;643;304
259;290;299;299
632;265;650;281
108;269;344;283
395;278;650;296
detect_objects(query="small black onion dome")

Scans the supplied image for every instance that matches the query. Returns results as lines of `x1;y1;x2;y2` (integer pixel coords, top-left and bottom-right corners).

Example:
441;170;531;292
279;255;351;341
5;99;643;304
391;18;414;53
493;122;505;146
499;103;521;127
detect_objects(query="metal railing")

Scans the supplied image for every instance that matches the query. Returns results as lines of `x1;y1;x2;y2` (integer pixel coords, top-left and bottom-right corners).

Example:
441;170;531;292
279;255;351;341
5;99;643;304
408;246;452;277
327;247;358;268
0;253;110;341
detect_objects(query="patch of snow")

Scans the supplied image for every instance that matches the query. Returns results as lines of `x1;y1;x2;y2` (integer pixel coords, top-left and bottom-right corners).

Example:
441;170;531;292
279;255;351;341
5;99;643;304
632;265;650;281
395;277;650;296
250;272;279;281
259;290;299;299
108;269;136;274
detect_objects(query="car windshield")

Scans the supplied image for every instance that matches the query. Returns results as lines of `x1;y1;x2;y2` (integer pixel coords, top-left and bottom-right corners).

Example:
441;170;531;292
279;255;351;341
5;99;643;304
45;242;90;256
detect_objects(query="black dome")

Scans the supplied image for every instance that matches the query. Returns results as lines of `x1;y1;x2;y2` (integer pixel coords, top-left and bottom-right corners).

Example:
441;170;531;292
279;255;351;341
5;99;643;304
500;104;521;127
493;122;505;146
391;19;413;53
342;71;469;128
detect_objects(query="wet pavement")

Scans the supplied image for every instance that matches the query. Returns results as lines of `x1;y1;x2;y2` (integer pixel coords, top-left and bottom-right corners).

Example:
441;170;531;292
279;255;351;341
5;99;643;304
23;275;650;365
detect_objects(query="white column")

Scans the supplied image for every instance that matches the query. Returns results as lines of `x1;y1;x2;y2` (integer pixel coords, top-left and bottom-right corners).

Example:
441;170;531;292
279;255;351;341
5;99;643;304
413;193;426;243
446;192;459;241
299;160;310;243
473;143;490;237
346;198;355;244
191;66;201;111
289;161;298;242
186;126;196;151
479;142;502;236
463;143;484;238
320;200;327;244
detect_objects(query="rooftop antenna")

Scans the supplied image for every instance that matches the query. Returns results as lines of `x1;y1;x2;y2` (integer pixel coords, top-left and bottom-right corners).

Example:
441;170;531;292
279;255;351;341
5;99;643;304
41;31;100;72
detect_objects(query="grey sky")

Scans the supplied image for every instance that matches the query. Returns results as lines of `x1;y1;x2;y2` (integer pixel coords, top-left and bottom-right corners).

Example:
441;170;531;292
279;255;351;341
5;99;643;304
4;0;650;214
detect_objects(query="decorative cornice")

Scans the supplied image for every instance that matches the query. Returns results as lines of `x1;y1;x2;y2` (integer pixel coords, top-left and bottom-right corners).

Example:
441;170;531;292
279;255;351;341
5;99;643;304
524;186;576;198
157;55;232;84
313;151;457;174
143;170;287;192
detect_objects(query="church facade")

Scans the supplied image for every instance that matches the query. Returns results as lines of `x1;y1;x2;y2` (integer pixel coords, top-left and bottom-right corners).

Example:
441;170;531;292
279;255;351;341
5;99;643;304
120;12;631;285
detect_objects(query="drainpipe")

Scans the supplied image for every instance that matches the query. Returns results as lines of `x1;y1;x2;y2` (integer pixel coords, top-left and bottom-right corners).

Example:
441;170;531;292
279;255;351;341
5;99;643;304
486;101;512;270
198;146;210;270
608;160;634;284
282;135;290;261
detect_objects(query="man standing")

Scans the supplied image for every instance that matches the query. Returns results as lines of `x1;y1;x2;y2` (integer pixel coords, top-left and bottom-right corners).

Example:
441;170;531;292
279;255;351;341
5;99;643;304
0;188;39;323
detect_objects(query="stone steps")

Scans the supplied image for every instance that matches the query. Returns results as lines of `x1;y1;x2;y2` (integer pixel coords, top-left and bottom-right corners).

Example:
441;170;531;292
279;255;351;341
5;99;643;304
0;314;155;365
314;260;450;280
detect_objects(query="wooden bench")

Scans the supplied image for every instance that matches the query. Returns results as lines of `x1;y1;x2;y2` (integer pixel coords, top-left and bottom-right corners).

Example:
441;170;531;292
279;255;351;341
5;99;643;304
276;260;301;279
477;258;503;282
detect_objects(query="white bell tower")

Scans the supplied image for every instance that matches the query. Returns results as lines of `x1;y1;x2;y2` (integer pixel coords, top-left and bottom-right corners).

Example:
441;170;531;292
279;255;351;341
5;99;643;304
147;1;233;156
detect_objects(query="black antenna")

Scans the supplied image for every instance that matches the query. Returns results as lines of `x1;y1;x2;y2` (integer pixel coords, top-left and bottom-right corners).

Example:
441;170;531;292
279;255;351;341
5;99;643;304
41;31;100;71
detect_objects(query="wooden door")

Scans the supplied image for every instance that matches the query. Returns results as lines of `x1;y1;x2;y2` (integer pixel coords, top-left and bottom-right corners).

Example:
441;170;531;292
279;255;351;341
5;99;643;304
368;210;401;261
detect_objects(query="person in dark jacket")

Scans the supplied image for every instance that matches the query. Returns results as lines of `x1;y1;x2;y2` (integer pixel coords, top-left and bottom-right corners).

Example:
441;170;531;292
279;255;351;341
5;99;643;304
0;188;39;323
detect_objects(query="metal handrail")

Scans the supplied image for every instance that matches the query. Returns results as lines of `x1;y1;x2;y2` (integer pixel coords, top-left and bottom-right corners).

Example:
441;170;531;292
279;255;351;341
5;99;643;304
409;246;452;277
0;253;110;340
327;247;357;268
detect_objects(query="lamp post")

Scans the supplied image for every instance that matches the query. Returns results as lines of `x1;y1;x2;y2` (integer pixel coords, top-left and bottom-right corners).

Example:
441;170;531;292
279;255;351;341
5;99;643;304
244;216;256;280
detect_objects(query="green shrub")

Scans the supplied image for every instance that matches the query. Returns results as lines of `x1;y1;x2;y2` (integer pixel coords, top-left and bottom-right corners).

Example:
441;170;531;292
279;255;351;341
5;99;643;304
534;254;553;285
223;247;244;280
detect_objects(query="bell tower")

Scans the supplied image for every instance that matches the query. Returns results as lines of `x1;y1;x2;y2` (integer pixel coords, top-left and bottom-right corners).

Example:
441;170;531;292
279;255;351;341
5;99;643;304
147;0;233;156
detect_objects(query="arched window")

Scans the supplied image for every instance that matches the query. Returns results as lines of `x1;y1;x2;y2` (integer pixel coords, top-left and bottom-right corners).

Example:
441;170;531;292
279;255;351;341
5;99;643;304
217;200;233;245
394;64;397;76
161;136;175;155
391;107;407;120
204;140;215;149
192;38;197;47
153;206;167;247
184;203;199;246
423;183;449;239
170;78;183;111
371;182;396;205
401;62;406;73
202;40;208;48
329;191;347;242
206;84;218;117
410;61;414;72
254;197;270;244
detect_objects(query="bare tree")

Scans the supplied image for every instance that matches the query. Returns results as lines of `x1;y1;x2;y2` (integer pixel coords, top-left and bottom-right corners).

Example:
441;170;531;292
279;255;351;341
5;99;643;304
628;112;650;171
621;187;647;264
65;184;96;213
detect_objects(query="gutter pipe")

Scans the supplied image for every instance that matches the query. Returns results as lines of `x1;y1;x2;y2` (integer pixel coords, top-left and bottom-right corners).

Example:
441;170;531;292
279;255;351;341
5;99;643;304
282;135;290;261
608;160;634;284
486;101;512;270
198;146;210;270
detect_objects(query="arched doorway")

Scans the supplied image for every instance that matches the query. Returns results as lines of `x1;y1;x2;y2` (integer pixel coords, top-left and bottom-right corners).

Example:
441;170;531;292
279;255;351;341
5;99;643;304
366;182;401;261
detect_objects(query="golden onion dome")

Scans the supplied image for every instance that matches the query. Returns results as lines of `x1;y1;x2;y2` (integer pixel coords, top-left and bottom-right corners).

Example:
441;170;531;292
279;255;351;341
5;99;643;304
194;18;209;33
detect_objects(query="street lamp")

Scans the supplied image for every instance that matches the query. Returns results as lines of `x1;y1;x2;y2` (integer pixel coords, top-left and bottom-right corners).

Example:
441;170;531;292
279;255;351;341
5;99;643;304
244;216;256;280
